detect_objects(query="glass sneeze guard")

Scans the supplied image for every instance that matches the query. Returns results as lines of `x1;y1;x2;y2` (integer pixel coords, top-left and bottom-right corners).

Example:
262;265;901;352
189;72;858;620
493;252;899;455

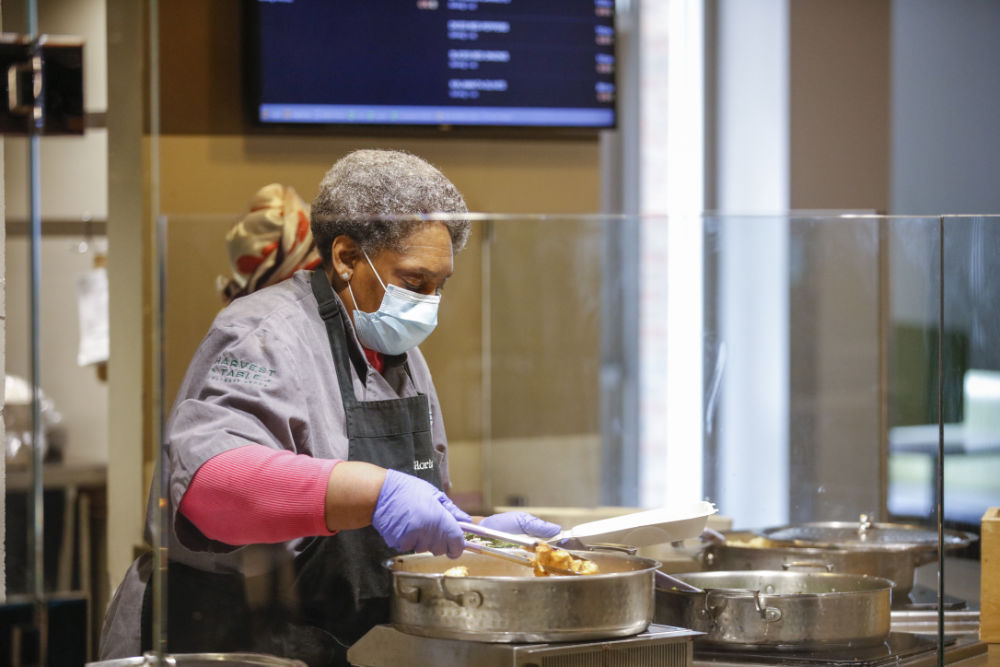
135;212;1000;663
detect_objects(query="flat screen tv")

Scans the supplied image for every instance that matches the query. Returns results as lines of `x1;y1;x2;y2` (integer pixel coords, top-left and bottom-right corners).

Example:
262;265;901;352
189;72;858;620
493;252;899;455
246;0;617;131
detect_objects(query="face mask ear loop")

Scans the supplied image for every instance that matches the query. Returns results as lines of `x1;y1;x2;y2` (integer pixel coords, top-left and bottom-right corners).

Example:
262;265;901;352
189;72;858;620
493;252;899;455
363;249;388;291
345;278;362;313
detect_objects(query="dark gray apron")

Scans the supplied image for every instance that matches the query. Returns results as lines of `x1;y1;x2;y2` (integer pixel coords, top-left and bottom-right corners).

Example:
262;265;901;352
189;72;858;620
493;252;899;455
141;269;442;666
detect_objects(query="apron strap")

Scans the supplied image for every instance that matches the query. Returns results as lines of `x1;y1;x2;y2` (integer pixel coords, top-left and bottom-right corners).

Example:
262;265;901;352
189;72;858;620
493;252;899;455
310;268;369;408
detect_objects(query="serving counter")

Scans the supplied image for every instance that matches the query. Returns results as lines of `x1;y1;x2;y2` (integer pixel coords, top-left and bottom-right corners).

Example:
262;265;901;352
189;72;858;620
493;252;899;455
11;212;996;664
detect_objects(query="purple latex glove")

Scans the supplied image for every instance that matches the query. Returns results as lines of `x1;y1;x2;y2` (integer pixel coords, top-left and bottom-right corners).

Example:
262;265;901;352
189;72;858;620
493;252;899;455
479;511;562;539
372;469;471;558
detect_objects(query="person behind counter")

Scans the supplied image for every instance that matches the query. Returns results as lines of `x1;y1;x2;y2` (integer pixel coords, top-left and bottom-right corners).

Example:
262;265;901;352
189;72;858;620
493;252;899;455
217;182;322;304
99;149;560;666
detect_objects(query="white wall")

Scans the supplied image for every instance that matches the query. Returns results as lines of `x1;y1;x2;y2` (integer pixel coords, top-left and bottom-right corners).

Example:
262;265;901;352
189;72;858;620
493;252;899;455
4;132;108;221
4;131;110;465
5;237;109;465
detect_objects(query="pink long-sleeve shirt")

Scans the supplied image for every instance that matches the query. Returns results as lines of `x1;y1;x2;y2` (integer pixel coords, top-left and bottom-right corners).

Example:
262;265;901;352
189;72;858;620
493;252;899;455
179;444;342;545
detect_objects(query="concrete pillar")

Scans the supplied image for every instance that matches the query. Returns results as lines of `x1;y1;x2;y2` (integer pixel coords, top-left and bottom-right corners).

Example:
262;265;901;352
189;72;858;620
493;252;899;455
105;1;147;600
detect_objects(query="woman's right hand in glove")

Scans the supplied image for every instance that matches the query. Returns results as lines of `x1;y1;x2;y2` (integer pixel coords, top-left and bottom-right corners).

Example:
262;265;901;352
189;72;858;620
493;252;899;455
371;469;470;558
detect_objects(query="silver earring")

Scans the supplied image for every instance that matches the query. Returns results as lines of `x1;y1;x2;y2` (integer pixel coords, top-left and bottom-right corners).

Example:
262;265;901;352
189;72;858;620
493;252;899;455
341;272;350;280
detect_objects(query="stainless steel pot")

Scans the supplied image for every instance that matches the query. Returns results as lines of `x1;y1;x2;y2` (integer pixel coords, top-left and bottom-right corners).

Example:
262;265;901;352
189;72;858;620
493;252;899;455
385;550;661;643
701;531;919;595
85;654;307;666
654;570;892;650
755;519;976;560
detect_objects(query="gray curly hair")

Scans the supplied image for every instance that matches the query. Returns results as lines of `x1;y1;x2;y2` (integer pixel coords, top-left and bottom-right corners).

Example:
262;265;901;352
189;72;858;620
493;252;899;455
310;149;470;266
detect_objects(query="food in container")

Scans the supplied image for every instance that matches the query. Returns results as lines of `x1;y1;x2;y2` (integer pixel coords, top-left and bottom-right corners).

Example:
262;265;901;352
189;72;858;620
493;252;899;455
385;550;660;643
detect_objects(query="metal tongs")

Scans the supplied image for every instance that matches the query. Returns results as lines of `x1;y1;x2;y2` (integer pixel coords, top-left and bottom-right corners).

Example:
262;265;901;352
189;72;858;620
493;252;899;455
459;521;704;590
458;521;589;576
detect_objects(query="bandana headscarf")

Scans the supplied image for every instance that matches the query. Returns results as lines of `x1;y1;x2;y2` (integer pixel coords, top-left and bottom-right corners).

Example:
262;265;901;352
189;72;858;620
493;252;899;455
219;184;322;303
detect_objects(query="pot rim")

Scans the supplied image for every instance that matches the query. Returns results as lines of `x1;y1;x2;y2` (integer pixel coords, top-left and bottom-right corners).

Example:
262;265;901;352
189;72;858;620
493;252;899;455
384;551;662;581
665;569;895;598
706;531;919;558
753;521;977;552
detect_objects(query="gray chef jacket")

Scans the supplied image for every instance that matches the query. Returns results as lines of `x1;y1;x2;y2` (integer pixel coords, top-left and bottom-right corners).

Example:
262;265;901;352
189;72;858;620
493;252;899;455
99;271;451;659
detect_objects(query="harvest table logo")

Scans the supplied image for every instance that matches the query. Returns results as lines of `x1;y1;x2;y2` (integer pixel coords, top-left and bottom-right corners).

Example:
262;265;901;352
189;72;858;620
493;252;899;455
210;356;278;387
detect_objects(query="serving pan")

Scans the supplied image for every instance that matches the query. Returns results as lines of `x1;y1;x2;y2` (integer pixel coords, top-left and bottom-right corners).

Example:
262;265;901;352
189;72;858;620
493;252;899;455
654;570;892;650
700;530;920;595
699;518;976;598
755;519;976;559
385;550;661;643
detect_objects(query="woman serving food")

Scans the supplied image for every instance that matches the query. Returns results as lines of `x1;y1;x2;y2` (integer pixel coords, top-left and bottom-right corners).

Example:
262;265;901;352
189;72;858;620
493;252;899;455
100;150;559;666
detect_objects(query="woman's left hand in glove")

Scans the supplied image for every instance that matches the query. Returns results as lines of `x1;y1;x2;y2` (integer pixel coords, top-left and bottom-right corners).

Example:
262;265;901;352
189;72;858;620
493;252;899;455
478;511;561;538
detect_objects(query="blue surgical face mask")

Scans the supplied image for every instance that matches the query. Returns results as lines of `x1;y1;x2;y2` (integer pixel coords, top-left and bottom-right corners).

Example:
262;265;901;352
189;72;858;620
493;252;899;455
347;251;441;355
